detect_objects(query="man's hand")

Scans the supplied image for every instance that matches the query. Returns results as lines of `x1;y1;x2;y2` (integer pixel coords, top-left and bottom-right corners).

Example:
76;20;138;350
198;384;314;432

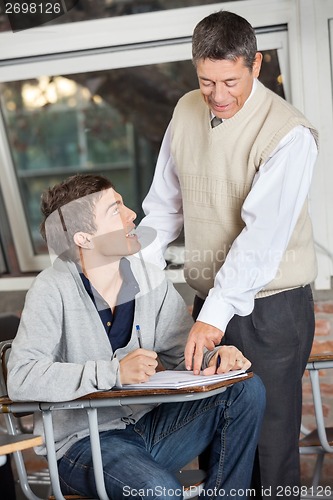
119;349;158;385
185;321;224;374
202;345;251;376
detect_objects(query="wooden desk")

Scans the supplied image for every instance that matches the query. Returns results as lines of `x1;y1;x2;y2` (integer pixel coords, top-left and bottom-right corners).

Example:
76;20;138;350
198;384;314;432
0;433;43;456
308;352;333;364
81;371;253;400
0;433;43;468
0;372;252;410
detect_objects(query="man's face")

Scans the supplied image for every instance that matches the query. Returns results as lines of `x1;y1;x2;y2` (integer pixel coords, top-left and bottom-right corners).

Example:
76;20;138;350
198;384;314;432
196;53;262;120
90;188;141;259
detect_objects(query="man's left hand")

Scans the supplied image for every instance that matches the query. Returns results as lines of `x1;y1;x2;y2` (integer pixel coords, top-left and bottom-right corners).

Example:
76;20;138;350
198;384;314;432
202;346;251;375
184;321;224;374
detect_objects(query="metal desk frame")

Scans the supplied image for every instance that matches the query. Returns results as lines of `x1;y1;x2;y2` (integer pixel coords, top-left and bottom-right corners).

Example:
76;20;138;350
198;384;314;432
300;353;333;497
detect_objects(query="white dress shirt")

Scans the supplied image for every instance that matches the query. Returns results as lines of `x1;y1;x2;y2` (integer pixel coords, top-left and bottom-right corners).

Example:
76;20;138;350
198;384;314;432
140;83;318;332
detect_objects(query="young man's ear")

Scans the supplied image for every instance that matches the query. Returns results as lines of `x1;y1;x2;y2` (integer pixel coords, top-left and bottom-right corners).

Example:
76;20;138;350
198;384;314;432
73;232;94;249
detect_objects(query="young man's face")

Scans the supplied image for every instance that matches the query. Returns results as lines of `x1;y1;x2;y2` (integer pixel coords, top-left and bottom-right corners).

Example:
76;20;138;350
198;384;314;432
90;188;141;259
196;53;262;120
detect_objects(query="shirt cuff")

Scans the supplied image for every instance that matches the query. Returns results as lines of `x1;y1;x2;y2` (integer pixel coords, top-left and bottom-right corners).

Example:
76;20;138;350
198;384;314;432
197;293;235;333
96;359;119;390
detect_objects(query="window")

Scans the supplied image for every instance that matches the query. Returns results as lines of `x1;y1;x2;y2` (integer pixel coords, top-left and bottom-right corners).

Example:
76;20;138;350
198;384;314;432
0;2;291;273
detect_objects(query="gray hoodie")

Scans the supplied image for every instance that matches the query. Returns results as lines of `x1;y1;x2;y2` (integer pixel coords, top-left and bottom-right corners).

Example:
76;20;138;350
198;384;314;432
7;256;214;458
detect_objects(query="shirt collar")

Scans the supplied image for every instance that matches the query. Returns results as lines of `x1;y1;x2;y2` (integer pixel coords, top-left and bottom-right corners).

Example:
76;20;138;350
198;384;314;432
79;258;140;310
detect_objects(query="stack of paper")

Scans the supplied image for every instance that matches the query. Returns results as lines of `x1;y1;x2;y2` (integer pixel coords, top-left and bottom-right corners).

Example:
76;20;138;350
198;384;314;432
124;369;248;389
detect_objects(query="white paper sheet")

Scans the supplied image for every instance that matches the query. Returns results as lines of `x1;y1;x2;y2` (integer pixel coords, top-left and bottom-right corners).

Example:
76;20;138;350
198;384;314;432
123;369;248;389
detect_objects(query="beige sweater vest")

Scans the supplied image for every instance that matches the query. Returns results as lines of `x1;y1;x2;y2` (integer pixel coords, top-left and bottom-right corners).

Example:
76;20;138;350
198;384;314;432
171;81;319;299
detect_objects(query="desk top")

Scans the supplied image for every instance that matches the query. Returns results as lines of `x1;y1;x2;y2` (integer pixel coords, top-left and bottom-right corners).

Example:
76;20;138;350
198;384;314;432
0;372;252;409
308;353;333;362
0;434;43;456
81;371;253;399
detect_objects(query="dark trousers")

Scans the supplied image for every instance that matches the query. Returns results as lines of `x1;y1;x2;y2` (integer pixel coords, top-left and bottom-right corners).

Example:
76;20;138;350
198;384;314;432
192;285;315;500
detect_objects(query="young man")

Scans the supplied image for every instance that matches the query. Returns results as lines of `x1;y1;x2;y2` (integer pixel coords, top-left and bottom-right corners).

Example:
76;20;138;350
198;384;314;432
140;10;318;498
7;174;265;499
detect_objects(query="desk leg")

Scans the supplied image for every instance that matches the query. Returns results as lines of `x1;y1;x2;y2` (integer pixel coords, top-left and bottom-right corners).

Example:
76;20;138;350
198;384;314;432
86;408;109;500
42;410;66;500
309;370;333;453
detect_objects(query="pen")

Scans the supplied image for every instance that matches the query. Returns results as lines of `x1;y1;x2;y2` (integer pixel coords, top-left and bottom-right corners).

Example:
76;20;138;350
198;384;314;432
216;354;221;372
135;324;143;349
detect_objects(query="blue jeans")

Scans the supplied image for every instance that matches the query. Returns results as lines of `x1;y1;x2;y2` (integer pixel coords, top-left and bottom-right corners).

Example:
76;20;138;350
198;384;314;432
58;375;265;499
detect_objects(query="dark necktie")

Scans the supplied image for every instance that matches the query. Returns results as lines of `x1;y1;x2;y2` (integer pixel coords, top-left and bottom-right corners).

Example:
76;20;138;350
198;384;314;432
211;116;223;128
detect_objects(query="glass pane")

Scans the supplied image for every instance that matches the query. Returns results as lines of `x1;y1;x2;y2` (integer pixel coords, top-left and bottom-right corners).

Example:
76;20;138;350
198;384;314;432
0;1;242;31
259;50;285;99
0;48;285;256
0;60;198;254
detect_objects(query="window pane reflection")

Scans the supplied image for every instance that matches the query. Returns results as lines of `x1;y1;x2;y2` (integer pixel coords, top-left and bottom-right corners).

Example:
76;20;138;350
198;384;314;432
0;49;284;255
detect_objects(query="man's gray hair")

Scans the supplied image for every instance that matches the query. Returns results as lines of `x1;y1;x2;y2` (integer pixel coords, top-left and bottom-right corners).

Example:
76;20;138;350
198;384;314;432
192;10;257;70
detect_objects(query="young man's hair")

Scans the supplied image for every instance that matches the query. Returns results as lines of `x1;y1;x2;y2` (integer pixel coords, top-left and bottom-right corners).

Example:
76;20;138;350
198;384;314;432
40;173;114;259
192;10;257;70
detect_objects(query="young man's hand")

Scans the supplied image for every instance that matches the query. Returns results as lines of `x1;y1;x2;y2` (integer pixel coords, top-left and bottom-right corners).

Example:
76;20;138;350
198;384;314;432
185;321;224;374
119;349;158;385
202;346;251;376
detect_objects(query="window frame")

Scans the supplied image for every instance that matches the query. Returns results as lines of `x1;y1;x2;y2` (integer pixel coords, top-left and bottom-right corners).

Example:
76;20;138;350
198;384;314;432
0;0;291;61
